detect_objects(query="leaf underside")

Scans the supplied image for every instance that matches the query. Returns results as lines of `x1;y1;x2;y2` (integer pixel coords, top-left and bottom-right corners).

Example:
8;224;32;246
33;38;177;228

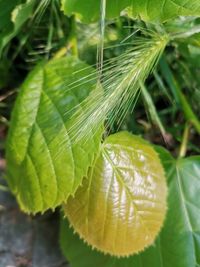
64;132;167;257
6;56;102;213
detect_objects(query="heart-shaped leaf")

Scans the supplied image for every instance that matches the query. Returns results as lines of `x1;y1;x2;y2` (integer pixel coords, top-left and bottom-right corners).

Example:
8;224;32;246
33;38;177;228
6;56;102;214
60;146;200;266
61;0;200;23
63;131;167;257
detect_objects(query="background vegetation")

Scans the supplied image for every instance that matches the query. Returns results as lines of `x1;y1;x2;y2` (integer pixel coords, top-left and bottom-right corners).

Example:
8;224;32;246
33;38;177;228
0;0;200;266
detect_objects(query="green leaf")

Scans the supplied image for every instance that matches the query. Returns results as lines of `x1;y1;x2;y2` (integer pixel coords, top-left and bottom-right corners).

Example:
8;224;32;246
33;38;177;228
0;0;20;31
61;0;130;23
6;56;102;214
61;0;200;23
158;152;200;267
60;146;200;266
60;217;148;267
0;0;36;54
129;0;200;23
64;131;167;257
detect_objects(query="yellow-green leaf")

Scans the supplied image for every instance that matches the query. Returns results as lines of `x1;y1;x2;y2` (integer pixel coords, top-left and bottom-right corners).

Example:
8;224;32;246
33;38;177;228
6;56;102;214
60;147;200;267
64;131;167;257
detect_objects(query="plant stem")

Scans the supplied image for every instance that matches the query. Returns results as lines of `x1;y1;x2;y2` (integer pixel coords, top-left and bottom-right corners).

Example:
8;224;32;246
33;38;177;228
160;57;200;134
46;0;54;59
140;82;166;136
53;15;78;59
69;15;78;57
97;0;106;77
179;123;190;158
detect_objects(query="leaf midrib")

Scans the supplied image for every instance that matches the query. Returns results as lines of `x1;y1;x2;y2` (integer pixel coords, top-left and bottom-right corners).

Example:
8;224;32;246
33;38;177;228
102;147;153;239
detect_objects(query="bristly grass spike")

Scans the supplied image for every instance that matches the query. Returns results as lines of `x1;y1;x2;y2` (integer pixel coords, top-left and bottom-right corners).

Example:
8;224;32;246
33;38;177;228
66;32;170;145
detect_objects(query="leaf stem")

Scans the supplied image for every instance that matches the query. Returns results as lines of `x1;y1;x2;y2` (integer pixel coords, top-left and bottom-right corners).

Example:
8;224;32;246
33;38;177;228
179;123;190;158
69;14;78;57
97;0;106;78
53;15;78;59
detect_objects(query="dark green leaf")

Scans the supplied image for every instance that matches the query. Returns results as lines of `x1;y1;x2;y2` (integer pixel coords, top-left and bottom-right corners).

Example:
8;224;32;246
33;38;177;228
60;217;143;267
0;0;20;31
158;152;200;267
0;0;36;54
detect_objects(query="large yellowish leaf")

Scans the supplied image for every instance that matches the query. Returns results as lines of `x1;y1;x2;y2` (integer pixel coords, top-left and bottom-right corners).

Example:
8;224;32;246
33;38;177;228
60;148;200;267
64;131;167;257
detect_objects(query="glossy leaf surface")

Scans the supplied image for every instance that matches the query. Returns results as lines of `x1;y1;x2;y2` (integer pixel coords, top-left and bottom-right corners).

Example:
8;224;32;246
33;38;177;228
6;56;102;213
64;132;167;256
61;0;200;23
60;147;200;266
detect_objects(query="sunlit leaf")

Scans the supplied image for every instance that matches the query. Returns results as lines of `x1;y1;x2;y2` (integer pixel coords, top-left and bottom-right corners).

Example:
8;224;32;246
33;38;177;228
64;132;167;257
60;146;200;266
6;56;102;213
